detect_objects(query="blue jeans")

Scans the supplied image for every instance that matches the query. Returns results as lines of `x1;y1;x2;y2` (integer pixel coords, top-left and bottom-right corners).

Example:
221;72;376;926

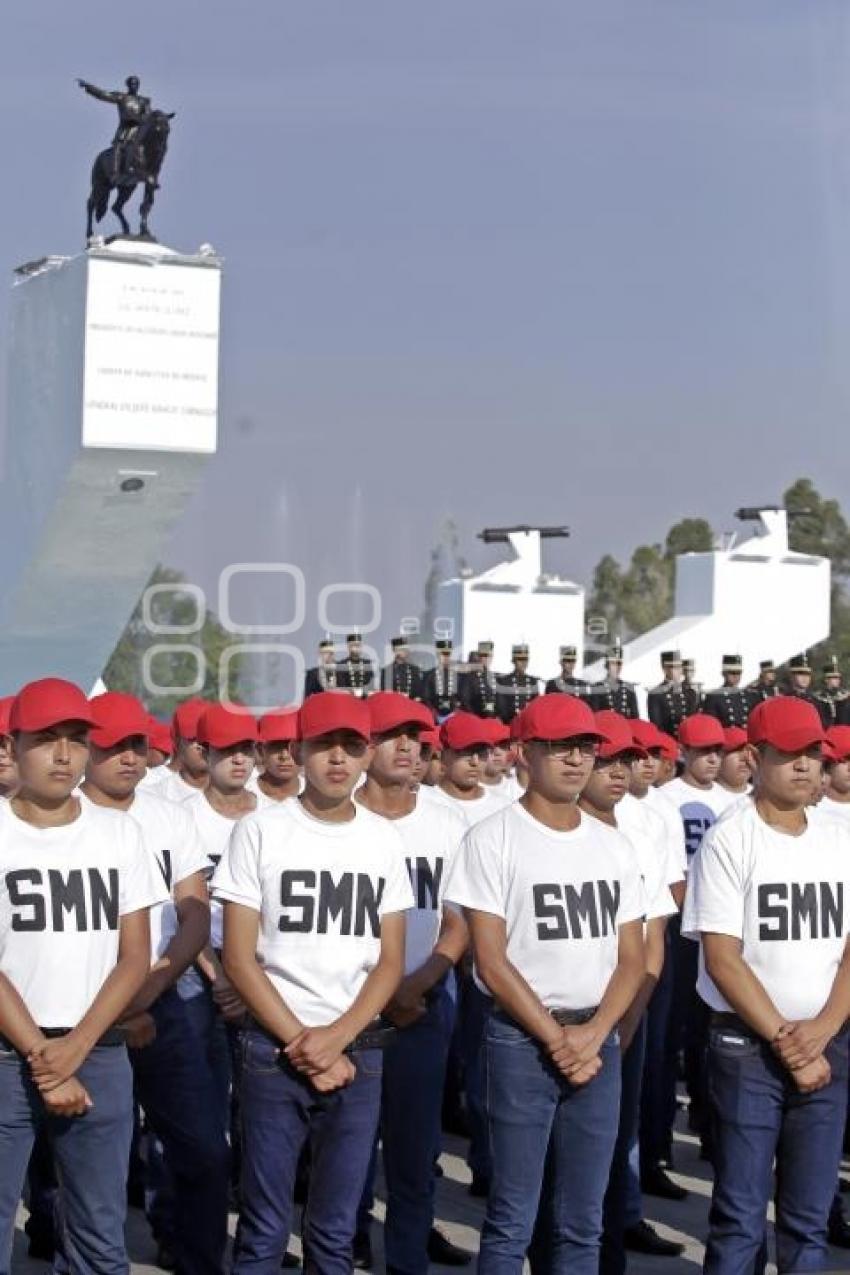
382;988;454;1274
458;976;492;1180
600;1016;647;1275
705;1023;850;1274
131;989;230;1275
0;1043;133;1275
639;922;676;1167
180;988;232;1137
479;1013;621;1275
233;1028;382;1275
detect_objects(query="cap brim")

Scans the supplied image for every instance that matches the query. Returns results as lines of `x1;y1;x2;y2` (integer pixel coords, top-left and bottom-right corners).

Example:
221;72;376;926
18;709;98;732
524;725;612;744
761;726;825;752
301;722;371;742
90;725;150;748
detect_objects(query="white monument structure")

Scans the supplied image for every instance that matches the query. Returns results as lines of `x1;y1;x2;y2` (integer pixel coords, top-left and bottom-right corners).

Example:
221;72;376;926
435;526;585;672
439;510;831;690
0;238;221;691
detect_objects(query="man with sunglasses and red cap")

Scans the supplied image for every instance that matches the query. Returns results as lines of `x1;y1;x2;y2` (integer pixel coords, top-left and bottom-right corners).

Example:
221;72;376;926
445;695;645;1275
0;678;167;1274
249;709;302;808
579;711;681;1271
156;698;211;804
684;697;850;1273
80;691;229;1275
355;692;469;1274
212;692;413;1275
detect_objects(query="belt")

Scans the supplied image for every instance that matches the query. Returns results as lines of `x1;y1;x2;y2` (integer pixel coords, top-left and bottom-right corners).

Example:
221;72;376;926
346;1022;397;1052
710;1012;758;1039
494;1006;598;1029
0;1026;126;1053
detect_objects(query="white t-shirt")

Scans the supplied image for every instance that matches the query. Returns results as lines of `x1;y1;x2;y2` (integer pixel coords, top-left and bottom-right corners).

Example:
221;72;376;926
364;797;466;975
0;798;167;1027
427;783;509;828
247;772;305;811
156;771;206;806
819;796;850;825
444;803;644;1010
661;777;734;866
630;789;686;885
616;794;680;920
211;800;414;1026
683;798;850;1020
184;790;258;949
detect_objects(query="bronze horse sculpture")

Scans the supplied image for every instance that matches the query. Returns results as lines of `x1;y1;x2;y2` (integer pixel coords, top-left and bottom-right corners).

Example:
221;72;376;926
85;109;174;242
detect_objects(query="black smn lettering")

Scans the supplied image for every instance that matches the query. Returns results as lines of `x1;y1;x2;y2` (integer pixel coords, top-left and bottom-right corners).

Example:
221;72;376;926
317;871;354;934
89;869;119;931
534;884;567;940
7;869;45;932
279;870;315;933
790;882;818;940
49;869;87;933
407;856;442;911
597;880;621;935
758;883;788;941
354;875;385;938
565;882;600;939
821;882;844;938
158;850;173;891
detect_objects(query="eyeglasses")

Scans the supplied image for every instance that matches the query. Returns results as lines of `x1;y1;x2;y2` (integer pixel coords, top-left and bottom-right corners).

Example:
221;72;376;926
538;737;599;760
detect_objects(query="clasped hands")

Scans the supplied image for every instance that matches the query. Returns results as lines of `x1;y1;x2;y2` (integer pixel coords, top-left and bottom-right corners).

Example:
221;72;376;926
545;1022;604;1087
771;1018;834;1093
284;1023;356;1094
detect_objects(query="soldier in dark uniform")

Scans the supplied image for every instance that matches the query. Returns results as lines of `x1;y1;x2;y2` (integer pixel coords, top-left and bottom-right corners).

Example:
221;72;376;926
461;641;499;717
339;631;375;699
421;639;463;720
682;658;703;715
646;650;689;735
746;659;779;706
703;654;750;728
545;645;590;698
495;644;541;724
590;644;639;719
303;638;341;698
783;652;818;709
814;655;850;727
381;636;423;698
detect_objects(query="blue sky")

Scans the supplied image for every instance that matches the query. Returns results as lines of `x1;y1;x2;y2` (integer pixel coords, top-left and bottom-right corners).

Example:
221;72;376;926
1;1;849;682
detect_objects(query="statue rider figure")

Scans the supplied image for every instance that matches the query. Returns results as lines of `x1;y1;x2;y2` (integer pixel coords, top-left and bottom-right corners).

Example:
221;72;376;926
77;75;151;185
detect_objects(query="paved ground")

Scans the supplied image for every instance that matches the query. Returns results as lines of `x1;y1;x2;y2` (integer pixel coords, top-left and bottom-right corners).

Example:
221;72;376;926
13;1108;850;1272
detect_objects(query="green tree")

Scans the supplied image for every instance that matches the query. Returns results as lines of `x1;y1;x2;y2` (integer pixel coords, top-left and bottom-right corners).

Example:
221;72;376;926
103;565;246;715
784;479;850;677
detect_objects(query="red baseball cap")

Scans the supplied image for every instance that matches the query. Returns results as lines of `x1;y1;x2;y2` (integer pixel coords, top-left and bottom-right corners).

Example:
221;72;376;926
595;710;647;759
487;719;511;745
89;692;150;749
368;692;434;736
258;709;300;744
655;731;680;763
748;696;825;752
147;717;173;756
723;726;748;753
518;695;608;744
825;725;850;762
299;692;371;742
9;678;96;734
0;695;15;736
678;714;725;749
171;698;208;744
420;726;442;751
631;719;664;753
196;704;258;749
440;712;494;751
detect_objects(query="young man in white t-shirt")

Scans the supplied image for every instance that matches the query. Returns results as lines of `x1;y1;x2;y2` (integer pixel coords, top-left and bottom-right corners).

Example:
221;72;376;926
183;704;259;1124
655;712;735;1179
0;696;19;798
588;713;682;1269
155;699;210;804
683;696;850;1273
212;691;414;1275
354;692;469;1274
81;691;230;1275
248;708;302;807
719;726;752;797
428;712;509;827
0;677;166;1274
445;694;644;1275
821;726;850;823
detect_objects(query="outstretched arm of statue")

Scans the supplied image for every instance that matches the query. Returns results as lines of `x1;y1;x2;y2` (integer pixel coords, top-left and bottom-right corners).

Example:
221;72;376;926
77;79;120;102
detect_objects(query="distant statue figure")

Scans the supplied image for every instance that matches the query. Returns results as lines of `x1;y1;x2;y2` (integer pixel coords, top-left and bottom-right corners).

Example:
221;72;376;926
78;76;174;241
